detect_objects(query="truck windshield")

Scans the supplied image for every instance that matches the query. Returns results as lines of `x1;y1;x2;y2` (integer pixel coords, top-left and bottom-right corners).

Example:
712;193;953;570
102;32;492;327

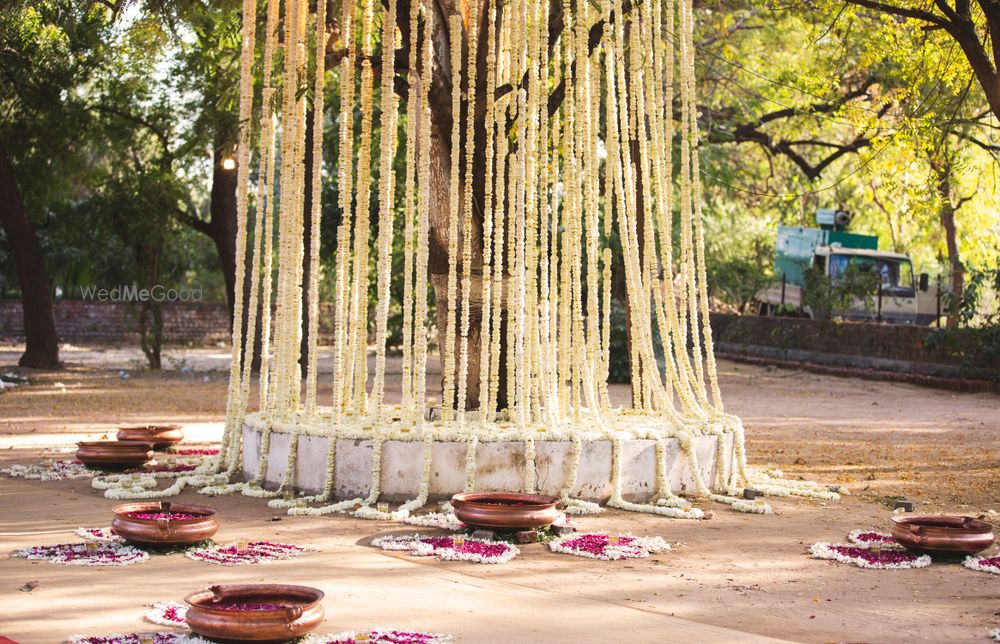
829;255;915;296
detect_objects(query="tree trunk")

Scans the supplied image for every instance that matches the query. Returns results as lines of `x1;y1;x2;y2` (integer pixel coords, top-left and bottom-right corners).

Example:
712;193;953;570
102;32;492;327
932;162;964;328
208;142;239;327
427;120;489;410
137;252;163;370
138;300;163;369
0;142;61;369
944;12;1000;122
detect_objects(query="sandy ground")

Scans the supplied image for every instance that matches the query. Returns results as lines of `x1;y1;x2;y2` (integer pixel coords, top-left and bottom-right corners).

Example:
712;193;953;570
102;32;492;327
0;345;999;643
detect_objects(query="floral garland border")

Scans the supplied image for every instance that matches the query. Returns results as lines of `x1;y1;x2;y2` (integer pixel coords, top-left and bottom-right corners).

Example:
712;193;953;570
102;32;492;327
146;601;188;628
303;629;454;644
12;541;149;567
963;554;1000;575
184;540;316;566
68;634;212;644
810;541;931;570
74;527;123;543
2;459;97;481
846;528;902;549
371;534;518;565
548;533;671;561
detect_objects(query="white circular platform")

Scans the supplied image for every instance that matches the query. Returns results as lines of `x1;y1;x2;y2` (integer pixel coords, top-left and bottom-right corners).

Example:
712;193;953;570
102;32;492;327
242;425;734;502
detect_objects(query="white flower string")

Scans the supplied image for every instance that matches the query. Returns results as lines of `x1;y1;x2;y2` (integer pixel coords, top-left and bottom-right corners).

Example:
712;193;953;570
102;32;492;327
304;0;328;415
403;512;465;531
399;0;421;418
371;0;399;417
215;0;257;473
411;0;434;426
331;0;357;417
456;0;479;427
347;0;376;416
710;494;773;515
441;11;463;422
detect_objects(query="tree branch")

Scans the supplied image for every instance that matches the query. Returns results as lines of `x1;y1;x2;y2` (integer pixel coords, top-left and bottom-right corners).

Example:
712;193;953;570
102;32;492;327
841;0;948;26
89;103;172;168
706;89;885;181
172;204;211;236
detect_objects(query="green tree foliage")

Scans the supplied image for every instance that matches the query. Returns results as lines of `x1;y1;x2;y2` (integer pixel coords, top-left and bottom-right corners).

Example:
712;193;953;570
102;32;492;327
925;263;1000;375
694;1;999;302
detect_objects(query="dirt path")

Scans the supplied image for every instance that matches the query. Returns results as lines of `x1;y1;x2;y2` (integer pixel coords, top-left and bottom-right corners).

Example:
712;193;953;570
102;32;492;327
1;347;998;643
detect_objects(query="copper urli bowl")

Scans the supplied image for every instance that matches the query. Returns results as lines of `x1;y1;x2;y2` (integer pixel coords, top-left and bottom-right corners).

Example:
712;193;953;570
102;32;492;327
117;423;184;448
184;584;325;643
76;440;154;469
111;501;219;546
451;491;562;530
891;514;995;556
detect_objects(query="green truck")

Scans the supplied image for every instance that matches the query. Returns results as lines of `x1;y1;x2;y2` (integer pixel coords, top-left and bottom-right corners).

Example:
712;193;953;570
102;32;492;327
756;210;940;325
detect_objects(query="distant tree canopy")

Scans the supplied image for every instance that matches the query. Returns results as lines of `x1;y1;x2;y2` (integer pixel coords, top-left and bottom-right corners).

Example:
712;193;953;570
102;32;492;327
0;0;996;369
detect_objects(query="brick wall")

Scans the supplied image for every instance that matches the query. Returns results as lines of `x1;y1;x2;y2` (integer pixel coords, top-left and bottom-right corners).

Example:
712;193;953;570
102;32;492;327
0;300;233;344
0;300;346;345
710;313;961;365
1;301;987;375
